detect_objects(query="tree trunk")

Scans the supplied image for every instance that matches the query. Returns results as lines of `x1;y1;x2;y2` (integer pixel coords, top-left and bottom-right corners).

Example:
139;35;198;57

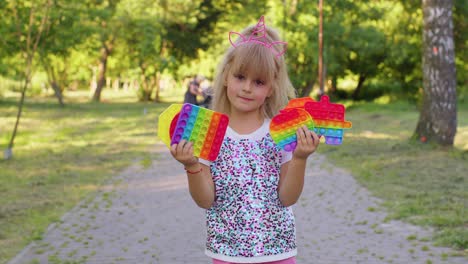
414;0;457;145
7;77;29;159
300;78;316;97
154;72;161;103
328;75;337;95
352;74;367;100
92;45;110;102
139;65;152;101
50;81;64;107
41;55;65;107
90;66;97;91
6;1;52;159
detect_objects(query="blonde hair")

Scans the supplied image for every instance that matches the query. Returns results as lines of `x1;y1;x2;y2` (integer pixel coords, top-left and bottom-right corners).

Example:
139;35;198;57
211;23;296;118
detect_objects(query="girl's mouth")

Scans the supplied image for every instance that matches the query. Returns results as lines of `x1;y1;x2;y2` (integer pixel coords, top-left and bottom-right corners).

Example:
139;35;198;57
238;96;253;101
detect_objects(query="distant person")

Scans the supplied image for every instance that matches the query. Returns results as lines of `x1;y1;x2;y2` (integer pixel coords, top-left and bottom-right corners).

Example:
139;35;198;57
200;81;213;109
170;16;320;264
184;76;202;105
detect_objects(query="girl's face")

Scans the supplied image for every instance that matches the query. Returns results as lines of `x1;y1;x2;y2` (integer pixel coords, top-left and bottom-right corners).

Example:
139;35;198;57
226;70;273;115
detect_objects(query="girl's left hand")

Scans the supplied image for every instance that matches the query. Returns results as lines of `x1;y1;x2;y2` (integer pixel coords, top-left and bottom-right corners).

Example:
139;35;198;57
293;125;320;160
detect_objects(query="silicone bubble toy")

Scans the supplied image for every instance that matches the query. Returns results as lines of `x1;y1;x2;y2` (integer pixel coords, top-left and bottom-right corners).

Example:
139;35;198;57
158;104;183;148
159;103;229;161
284;97;315;109
304;95;352;145
270;108;315;151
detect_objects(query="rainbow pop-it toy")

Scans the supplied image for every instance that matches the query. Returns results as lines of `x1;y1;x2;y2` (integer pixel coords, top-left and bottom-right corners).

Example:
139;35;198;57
159;103;229;161
270;108;315;151
284;97;315;109
158;104;183;148
304;95;352;145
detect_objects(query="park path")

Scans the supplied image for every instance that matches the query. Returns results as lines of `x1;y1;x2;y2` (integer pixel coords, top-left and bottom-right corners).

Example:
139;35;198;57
8;143;465;264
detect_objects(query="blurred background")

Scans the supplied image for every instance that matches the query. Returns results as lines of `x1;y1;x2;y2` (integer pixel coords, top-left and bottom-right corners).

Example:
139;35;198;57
1;1;467;263
0;0;466;103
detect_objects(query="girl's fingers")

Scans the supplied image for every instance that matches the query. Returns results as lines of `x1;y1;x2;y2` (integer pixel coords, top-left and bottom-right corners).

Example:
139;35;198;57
185;142;194;155
297;126;311;144
311;131;319;146
170;141;198;167
177;140;188;153
296;126;320;148
170;143;176;151
171;140;190;156
302;127;312;145
296;129;304;145
299;126;306;137
175;140;195;156
170;143;177;156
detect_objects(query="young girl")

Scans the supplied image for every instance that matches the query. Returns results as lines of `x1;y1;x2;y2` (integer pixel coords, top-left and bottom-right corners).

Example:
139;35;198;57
170;16;320;264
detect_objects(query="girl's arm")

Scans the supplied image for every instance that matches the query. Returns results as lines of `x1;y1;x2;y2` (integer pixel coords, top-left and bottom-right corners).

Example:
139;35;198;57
184;162;215;209
278;126;319;207
170;140;215;209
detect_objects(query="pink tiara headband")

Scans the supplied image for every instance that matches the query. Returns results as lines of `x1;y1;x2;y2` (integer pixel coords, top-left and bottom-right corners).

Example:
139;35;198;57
229;16;287;58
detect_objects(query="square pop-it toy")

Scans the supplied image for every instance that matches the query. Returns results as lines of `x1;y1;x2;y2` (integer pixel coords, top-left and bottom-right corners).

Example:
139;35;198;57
270;108;315;151
304;95;352;145
167;104;229;161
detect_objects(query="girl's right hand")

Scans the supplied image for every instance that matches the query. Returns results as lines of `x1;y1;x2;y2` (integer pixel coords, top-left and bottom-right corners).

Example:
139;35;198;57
170;140;199;167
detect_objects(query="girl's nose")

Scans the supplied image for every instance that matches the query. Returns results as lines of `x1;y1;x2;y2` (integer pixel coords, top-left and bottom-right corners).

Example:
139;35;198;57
242;81;253;92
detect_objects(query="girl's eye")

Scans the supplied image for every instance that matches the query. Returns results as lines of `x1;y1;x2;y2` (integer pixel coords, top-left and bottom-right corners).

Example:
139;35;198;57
255;80;265;86
234;74;245;80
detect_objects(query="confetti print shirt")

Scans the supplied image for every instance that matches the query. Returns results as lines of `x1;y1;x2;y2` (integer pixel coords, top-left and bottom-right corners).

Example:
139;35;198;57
200;119;296;263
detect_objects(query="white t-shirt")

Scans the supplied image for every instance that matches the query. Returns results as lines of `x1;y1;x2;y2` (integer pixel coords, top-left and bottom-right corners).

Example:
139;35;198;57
200;119;296;263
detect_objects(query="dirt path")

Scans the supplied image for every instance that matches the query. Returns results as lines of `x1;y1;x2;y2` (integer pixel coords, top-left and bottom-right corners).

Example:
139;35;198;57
8;143;465;264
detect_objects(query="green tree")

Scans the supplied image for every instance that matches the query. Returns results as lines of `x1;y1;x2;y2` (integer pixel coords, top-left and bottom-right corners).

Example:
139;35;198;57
116;0;168;101
453;0;468;100
82;0;121;102
277;1;390;99
174;0;270;83
278;0;318;97
1;0;53;159
38;0;91;106
377;2;422;100
346;26;387;100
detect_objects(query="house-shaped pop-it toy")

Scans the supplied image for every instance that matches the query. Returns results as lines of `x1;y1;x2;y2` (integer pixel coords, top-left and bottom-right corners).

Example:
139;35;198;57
284;97;315;109
158;103;229;161
269;95;352;150
304;95;352;145
270;108;315;151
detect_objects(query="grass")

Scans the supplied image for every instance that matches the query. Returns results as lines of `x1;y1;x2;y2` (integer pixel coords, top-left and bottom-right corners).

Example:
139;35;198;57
0;89;467;262
318;99;468;253
0;90;175;264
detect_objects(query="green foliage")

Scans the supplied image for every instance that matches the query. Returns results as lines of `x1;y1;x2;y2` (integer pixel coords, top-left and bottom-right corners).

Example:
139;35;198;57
454;0;468;101
377;2;422;101
174;0;272;79
1;0;466;101
320;100;468;250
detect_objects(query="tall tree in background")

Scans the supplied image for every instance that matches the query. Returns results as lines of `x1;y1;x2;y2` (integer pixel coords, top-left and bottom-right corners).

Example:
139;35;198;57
3;0;52;159
89;0;120;102
414;0;457;145
39;0;89;106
